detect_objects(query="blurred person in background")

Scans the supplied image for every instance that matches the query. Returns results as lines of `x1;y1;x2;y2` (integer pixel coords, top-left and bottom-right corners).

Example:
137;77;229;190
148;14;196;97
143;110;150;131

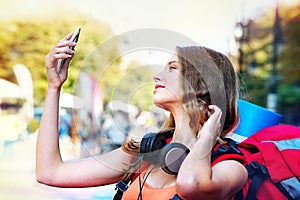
102;109;131;150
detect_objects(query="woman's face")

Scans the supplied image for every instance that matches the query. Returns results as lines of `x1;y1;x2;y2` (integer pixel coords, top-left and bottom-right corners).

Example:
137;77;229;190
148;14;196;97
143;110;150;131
153;54;180;110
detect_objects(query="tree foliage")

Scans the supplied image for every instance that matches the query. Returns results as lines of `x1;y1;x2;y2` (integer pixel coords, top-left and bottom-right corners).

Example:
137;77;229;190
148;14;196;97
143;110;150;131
0;15;121;105
235;2;300;125
279;3;300;87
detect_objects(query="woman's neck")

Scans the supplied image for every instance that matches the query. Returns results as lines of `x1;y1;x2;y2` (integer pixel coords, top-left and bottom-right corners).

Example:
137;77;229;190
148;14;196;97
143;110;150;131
171;107;197;150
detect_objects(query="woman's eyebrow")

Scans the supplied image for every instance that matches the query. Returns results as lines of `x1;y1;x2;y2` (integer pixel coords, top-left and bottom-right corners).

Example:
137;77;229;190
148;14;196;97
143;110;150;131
167;60;178;66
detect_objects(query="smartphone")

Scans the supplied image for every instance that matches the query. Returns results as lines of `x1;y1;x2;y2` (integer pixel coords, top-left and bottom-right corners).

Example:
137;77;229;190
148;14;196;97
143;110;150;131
56;27;81;73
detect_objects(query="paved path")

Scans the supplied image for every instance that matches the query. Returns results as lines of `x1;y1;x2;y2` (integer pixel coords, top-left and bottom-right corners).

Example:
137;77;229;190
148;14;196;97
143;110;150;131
0;134;116;200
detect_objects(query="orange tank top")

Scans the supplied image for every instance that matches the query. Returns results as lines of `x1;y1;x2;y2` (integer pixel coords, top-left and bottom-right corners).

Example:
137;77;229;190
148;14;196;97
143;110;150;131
122;172;177;200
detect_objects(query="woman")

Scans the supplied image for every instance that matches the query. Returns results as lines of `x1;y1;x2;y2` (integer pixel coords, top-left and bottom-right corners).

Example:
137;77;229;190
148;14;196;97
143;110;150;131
36;32;248;200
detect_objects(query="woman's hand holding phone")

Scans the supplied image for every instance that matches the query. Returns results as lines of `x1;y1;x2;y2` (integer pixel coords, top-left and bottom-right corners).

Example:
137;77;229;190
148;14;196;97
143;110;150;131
45;27;80;90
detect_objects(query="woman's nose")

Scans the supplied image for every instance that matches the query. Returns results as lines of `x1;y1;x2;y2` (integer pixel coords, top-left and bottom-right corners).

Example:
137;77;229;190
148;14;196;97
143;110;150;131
153;71;162;82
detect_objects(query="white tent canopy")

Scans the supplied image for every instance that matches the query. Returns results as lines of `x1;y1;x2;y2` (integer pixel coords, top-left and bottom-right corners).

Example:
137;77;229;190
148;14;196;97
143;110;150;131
107;100;138;116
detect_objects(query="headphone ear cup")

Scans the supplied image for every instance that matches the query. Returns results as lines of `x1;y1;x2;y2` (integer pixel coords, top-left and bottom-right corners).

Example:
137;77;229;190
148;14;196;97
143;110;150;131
140;132;168;165
159;143;190;175
140;132;154;153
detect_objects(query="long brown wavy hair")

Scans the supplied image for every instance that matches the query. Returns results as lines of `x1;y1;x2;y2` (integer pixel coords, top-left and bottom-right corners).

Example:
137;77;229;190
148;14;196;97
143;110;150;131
176;46;239;140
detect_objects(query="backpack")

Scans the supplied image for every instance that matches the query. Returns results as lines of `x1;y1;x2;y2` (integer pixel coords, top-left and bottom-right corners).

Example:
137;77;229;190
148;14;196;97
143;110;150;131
213;124;300;200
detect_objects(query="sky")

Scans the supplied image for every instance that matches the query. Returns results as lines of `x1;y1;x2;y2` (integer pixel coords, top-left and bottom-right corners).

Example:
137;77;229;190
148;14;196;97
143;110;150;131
0;0;299;64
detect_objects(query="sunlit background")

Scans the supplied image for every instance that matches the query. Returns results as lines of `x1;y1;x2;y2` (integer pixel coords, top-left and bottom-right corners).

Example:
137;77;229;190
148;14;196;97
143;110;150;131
0;0;299;199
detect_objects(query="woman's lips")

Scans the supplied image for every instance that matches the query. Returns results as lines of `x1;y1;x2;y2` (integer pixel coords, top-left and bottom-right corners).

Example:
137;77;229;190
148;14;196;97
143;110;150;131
154;84;165;93
155;84;165;89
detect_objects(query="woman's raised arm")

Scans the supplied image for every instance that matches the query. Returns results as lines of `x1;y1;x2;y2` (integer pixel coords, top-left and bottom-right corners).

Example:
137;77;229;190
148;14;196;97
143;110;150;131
36;33;131;187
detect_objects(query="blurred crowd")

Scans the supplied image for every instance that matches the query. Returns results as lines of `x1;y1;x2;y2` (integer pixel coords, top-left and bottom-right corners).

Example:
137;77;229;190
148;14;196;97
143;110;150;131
0;100;168;160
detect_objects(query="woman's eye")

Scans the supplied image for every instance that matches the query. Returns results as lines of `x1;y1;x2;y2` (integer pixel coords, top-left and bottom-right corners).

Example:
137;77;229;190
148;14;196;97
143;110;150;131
169;65;177;70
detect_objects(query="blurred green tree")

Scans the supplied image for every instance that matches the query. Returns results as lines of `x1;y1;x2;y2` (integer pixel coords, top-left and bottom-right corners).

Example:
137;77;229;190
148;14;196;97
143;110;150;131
277;3;300;124
0;15;121;106
235;2;300;125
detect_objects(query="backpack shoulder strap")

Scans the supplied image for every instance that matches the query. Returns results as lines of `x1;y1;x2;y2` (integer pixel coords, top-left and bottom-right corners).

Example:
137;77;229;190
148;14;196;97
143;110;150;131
244;161;271;200
211;138;246;166
113;154;138;200
113;153;150;200
113;179;131;200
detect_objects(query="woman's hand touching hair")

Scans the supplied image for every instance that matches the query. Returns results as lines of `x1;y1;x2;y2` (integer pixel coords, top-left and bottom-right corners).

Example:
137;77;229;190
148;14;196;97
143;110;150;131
197;105;222;141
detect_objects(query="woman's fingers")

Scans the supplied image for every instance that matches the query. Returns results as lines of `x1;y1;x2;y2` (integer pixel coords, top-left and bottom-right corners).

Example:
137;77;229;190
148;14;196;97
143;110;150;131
56;40;77;48
46;42;75;70
209;105;222;131
53;47;75;62
209;105;222;122
57;32;73;44
208;105;221;115
198;105;222;139
53;52;73;62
